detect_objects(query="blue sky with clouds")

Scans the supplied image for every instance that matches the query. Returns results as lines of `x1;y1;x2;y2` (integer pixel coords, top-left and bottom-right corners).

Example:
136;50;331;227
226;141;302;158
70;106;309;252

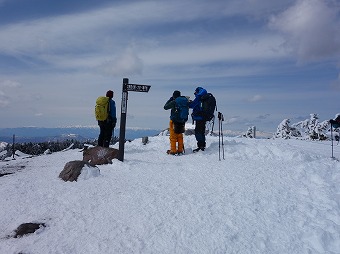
0;0;339;132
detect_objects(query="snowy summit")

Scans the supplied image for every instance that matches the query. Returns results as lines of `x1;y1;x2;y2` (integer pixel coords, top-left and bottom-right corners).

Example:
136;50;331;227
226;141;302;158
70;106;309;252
0;134;340;253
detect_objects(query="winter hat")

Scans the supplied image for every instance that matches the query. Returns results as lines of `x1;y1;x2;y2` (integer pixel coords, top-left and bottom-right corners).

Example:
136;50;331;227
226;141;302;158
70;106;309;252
106;90;114;98
173;90;181;98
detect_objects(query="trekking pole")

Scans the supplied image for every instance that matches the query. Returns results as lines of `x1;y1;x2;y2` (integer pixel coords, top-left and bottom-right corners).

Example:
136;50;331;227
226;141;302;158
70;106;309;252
220;112;225;160
218;112;225;160
210;116;215;135
218;114;221;161
331;123;334;159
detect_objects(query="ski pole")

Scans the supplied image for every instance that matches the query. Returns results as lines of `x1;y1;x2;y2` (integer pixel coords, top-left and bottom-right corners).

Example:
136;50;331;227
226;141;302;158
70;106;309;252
331;123;334;159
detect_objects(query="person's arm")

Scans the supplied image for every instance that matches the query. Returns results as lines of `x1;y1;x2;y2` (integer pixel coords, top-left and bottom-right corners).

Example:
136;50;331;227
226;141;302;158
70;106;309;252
164;97;175;110
189;96;200;109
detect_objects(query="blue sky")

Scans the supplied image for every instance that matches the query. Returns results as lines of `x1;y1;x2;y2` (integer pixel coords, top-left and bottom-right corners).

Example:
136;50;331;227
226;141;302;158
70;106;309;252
0;0;339;133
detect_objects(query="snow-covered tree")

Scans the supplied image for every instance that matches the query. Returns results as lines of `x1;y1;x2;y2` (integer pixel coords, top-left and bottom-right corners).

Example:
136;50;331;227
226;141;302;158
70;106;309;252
275;119;290;139
243;126;255;138
292;113;327;140
274;119;301;139
318;120;330;140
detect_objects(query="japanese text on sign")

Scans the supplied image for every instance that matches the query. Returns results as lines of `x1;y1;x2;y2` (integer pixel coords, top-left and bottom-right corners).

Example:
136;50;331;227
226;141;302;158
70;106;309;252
125;84;151;92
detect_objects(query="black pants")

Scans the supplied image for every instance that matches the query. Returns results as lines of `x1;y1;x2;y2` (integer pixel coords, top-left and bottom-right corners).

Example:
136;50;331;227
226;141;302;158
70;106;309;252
98;121;114;147
195;120;206;148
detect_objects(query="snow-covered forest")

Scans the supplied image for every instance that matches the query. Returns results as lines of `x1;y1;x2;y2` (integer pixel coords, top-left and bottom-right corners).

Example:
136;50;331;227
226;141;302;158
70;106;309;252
274;113;339;140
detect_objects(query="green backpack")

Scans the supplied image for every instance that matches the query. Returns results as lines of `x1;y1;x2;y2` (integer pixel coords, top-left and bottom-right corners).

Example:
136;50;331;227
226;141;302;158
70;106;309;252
95;96;110;121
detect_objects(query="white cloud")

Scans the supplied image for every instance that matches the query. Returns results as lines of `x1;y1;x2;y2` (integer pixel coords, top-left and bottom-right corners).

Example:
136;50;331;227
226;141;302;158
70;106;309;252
269;0;340;62
141;35;286;67
226;117;240;124
249;94;264;102
0;79;21;88
331;73;340;90
0;79;21;108
222;0;295;18
98;48;143;77
0;1;288;71
0;92;9;108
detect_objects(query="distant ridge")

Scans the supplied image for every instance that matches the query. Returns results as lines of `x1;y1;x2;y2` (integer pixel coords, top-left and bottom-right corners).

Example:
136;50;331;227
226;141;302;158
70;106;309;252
0;126;161;143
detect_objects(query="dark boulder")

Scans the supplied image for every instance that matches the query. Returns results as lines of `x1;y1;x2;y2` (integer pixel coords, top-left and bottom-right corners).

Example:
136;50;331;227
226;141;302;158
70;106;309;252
59;160;98;182
83;146;119;165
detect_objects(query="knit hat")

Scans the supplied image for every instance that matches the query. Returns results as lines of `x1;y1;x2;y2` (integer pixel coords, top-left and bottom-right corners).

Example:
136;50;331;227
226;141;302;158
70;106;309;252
106;90;114;98
173;90;181;98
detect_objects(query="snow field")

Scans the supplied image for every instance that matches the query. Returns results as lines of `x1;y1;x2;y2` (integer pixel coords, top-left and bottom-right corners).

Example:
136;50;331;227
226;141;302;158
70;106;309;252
0;135;339;253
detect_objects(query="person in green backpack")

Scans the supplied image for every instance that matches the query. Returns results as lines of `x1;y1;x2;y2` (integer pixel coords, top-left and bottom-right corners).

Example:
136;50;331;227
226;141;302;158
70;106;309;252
97;90;117;147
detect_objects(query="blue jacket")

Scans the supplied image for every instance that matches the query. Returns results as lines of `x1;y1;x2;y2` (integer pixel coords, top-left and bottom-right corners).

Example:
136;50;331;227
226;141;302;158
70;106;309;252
189;87;207;121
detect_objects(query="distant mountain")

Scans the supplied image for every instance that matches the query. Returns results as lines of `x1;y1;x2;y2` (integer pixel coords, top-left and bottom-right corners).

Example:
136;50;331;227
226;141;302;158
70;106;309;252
0;126;161;143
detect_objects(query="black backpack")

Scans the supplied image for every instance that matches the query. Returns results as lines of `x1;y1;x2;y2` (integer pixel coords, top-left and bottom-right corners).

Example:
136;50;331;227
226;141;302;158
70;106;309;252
200;93;216;121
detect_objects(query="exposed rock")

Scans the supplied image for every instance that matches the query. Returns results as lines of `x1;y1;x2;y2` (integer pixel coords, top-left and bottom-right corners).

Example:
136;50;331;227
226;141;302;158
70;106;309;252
14;222;46;238
0;172;14;177
59;160;98;182
142;136;149;145
83;146;119;165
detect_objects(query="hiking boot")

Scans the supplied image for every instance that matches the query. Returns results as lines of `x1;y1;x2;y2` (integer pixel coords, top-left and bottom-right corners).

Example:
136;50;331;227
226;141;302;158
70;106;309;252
166;150;177;155
193;147;205;153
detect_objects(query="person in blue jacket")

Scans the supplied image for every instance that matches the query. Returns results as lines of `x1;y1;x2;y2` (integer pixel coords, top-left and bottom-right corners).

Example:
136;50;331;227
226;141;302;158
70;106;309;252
98;90;117;147
189;87;208;152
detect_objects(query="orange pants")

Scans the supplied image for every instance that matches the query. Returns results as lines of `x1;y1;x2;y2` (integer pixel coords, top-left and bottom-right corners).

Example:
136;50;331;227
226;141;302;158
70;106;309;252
169;120;184;153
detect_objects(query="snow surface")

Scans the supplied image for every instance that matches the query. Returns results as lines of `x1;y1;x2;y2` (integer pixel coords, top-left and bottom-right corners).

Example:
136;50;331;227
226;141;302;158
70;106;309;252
0;135;340;254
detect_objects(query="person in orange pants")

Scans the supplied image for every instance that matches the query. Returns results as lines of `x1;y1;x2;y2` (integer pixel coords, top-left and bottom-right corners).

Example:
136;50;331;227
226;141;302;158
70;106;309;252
164;90;188;155
168;120;184;155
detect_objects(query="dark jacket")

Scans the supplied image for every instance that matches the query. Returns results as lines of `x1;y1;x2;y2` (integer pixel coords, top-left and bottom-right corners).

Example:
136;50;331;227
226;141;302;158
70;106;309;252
189;87;207;121
164;97;177;121
330;115;340;128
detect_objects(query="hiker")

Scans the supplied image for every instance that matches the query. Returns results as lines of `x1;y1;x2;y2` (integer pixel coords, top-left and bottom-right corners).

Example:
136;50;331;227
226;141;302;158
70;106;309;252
164;90;189;155
189;87;208;152
330;115;340;129
97;90;117;147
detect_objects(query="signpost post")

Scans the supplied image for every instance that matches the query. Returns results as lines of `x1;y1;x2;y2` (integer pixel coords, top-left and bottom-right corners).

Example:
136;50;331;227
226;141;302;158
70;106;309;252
118;78;151;162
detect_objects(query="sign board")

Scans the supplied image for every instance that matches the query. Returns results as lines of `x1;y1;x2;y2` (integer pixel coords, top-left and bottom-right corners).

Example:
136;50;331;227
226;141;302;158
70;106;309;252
124;84;151;93
118;78;151;162
121;91;128;114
